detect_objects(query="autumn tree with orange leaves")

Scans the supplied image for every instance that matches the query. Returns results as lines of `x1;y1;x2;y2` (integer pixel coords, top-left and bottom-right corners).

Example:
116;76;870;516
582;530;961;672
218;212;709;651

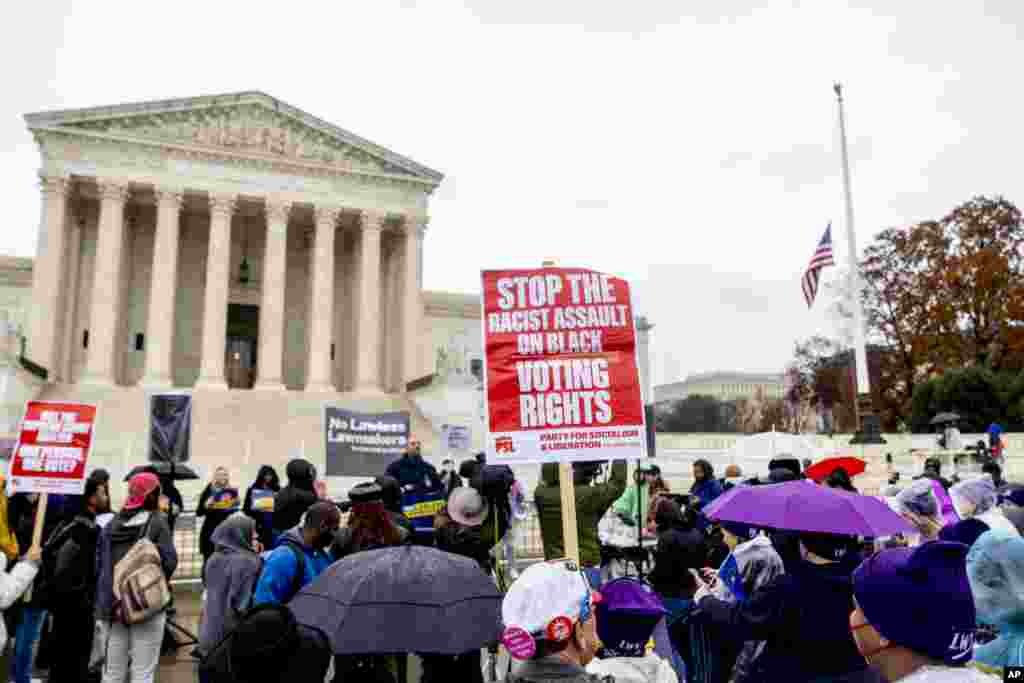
794;196;1024;431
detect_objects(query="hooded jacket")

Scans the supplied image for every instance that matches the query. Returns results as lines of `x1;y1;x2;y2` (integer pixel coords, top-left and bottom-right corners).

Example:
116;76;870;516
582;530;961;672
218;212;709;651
508;656;614;683
243;465;281;546
535;460;627;567
95;510;178;620
251;527;333;607
49;511;100;612
273;460;318;533
199;514;263;657
587;654;678;683
711;535;784;683
699;554;867;681
967;530;1024;676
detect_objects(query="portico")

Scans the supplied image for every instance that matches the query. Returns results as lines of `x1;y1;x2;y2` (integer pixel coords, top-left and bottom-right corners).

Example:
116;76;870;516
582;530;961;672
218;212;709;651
24;92;439;394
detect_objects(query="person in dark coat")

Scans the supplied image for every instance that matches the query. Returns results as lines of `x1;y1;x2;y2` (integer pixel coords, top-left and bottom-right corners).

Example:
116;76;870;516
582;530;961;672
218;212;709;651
648;497;706;599
243;465;281;549
197;466;240;581
374;475;414;535
273;459;319;538
438;457;462;498
916;457;953;491
48;475;109;683
385;437;443;491
95;473;178;683
694;531;869;681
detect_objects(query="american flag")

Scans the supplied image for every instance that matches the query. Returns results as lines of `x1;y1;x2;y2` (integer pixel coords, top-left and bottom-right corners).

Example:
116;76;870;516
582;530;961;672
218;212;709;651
802;224;835;308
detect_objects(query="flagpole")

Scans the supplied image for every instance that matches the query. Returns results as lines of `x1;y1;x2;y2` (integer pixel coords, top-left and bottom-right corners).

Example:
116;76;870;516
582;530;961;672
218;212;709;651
834;83;885;445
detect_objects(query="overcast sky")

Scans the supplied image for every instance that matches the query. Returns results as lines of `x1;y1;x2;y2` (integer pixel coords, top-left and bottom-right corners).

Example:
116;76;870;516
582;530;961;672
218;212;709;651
2;1;1022;385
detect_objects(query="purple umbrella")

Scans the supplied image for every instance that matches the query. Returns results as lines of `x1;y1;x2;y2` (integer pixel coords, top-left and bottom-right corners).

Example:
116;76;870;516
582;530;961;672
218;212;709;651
704;480;913;537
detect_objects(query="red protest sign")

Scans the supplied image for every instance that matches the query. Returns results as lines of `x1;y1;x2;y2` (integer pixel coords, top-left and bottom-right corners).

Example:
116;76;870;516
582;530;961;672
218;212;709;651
482;267;647;464
7;401;97;495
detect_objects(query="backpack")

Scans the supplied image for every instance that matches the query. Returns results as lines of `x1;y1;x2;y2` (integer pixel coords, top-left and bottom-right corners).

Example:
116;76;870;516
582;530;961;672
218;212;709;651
111;516;171;625
270;540;307;605
199;603;331;683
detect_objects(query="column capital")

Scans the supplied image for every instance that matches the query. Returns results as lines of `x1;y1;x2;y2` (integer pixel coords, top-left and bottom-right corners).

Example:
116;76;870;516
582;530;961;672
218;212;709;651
96;180;130;203
208;193;237;218
314;205;343;226
265;199;293;224
154;187;184;208
38;175;69;198
403;211;429;235
360;208;387;232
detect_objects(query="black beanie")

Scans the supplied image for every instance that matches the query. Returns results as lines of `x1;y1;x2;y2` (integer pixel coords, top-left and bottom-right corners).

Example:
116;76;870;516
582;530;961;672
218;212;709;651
800;531;853;561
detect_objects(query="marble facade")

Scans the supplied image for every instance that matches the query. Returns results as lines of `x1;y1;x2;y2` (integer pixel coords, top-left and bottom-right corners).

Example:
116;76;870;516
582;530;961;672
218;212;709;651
24;92;442;393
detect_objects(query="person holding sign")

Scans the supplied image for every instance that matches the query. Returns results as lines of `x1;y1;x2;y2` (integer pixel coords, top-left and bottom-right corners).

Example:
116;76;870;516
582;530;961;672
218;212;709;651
242;465;280;549
197;467;240;581
535;460;626;578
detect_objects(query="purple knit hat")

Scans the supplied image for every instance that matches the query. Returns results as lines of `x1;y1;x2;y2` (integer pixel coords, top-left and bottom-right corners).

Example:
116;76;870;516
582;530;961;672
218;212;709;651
852;541;976;665
595;578;666;658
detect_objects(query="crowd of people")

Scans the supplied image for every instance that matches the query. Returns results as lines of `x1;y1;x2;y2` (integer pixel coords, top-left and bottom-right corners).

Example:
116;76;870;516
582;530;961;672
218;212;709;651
0;442;1018;683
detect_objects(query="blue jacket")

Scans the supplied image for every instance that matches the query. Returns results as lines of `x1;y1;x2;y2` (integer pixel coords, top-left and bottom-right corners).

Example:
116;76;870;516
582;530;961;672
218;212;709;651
690;479;724;511
252;528;332;606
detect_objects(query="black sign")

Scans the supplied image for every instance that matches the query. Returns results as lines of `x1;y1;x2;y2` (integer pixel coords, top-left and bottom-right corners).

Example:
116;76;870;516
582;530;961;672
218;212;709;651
150;394;191;463
325;407;410;477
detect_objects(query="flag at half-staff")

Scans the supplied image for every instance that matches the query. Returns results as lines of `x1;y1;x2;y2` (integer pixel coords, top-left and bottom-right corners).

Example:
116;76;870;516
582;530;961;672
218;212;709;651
802;223;836;308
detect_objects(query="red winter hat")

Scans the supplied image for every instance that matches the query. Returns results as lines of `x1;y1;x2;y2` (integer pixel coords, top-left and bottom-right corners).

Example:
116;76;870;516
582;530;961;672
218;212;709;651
124;473;160;510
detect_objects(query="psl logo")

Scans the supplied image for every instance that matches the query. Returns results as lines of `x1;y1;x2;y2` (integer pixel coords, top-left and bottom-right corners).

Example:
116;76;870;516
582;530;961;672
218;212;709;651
495;436;515;454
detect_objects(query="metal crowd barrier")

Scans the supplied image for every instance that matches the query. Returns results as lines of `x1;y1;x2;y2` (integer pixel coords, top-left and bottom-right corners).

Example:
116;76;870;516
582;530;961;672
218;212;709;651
170;505;548;584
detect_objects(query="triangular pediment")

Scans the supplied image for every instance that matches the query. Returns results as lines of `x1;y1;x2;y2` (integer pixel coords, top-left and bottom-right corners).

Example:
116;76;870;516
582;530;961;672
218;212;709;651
24;91;442;183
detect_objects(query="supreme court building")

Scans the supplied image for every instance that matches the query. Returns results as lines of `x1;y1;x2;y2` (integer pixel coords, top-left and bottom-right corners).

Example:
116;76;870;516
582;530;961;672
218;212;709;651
6;92;483;492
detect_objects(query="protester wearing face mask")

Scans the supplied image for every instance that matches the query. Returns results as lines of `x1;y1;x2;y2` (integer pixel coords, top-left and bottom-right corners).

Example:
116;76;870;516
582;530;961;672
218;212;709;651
850;541;997;682
502;561;605;683
252;501;339;606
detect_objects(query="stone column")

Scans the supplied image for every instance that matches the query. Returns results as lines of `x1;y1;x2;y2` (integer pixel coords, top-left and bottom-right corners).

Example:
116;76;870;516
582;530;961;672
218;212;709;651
255;200;291;390
194;194;235;390
354;210;384;393
305;206;340;392
140;189;183;388
401;214;426;387
61;204;84;383
27;175;70;377
81;181;130;386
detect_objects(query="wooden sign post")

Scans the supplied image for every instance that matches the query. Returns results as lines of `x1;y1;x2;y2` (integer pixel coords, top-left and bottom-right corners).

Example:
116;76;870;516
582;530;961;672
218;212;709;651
559;462;580;564
540;259;581;565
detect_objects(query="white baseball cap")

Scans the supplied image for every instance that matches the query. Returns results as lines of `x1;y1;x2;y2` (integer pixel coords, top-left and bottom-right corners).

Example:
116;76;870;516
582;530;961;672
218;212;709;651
501;560;601;658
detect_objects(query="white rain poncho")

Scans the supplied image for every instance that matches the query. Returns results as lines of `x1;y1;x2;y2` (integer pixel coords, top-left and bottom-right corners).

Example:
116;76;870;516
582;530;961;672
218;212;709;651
951;479;1020;537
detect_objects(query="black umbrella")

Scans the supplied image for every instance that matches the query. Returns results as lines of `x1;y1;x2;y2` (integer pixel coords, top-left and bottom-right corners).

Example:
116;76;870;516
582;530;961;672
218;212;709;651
290;545;502;655
123;462;199;481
